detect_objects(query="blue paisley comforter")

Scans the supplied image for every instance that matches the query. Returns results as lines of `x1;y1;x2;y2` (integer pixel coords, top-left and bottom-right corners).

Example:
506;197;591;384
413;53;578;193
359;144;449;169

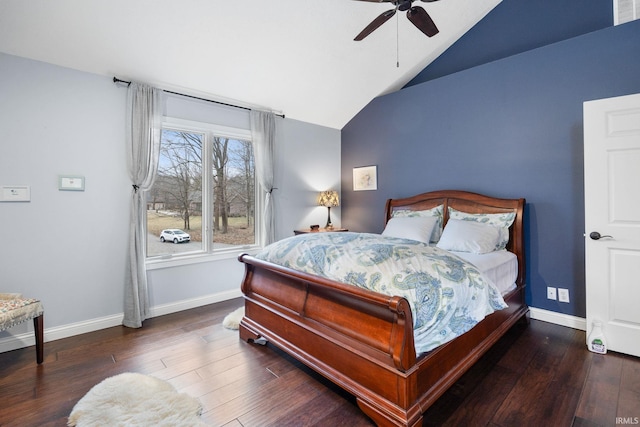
254;232;508;354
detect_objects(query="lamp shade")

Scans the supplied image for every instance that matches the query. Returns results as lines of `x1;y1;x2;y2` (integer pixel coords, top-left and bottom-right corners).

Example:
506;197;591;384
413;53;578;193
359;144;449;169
318;190;339;207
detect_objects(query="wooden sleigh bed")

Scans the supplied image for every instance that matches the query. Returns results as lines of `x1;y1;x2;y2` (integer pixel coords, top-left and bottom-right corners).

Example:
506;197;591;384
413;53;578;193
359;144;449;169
238;190;527;427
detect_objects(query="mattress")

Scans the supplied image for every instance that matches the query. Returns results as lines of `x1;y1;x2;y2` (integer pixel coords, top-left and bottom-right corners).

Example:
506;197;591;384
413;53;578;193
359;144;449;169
451;250;518;295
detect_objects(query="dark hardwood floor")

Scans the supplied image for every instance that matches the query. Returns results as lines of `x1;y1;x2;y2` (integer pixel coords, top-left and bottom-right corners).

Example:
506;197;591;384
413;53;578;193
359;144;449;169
1;298;638;427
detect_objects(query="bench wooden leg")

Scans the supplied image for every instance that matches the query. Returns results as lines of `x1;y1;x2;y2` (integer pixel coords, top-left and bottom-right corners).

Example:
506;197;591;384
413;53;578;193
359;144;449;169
33;314;43;364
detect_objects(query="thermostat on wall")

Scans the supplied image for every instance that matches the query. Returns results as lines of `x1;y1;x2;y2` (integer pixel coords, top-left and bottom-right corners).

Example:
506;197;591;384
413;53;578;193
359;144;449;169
0;185;31;202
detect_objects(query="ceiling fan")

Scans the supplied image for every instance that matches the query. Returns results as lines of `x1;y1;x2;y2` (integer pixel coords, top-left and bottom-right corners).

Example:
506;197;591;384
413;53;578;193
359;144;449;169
353;0;440;41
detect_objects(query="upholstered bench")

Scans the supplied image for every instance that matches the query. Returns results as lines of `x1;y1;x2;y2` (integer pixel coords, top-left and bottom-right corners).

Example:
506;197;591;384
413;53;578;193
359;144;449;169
0;293;44;363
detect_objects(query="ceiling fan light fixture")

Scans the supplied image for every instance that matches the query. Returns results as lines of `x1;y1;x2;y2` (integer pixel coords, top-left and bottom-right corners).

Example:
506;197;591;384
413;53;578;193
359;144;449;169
398;0;413;11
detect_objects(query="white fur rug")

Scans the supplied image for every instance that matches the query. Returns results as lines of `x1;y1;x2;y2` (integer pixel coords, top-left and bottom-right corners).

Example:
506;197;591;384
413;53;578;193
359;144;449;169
222;306;244;330
68;373;207;427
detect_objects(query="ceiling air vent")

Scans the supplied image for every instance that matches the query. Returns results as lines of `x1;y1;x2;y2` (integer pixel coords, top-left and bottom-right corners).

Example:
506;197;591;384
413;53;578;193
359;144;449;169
615;0;639;24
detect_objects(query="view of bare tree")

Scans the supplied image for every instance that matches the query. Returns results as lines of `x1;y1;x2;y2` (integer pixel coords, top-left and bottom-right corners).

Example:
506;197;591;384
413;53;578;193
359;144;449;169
229;140;254;229
156;131;202;231
212;136;229;234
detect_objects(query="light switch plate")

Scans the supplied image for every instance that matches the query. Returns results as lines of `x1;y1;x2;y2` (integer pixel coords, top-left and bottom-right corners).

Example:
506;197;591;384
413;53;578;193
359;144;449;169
58;175;85;191
0;185;31;202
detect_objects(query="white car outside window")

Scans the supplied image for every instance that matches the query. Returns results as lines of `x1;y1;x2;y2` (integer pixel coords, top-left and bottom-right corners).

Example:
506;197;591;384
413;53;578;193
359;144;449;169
160;229;191;244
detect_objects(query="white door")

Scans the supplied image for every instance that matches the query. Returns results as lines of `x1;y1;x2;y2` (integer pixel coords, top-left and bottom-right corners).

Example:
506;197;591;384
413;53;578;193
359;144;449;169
584;93;640;357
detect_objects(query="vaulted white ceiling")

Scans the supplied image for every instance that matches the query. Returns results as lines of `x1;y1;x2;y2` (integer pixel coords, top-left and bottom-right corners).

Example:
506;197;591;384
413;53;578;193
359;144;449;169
0;0;500;129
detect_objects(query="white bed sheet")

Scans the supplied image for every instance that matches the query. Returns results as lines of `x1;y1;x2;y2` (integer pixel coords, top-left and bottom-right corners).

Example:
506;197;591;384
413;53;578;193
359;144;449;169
450;250;518;295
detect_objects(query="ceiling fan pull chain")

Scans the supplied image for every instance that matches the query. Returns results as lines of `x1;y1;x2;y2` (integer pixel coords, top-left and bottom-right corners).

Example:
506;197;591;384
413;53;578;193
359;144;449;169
396;10;400;67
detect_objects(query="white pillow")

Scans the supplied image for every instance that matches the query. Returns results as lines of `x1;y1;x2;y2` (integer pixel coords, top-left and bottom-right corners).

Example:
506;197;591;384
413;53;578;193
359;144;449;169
391;205;444;243
436;219;502;254
382;216;438;244
448;207;515;250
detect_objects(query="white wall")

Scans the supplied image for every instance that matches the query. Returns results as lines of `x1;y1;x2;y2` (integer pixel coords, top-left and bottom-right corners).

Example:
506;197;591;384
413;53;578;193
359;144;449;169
275;118;342;237
0;52;341;352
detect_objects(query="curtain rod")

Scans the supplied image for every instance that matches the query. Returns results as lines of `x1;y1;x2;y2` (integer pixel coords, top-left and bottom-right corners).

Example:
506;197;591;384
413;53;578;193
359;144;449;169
113;77;284;118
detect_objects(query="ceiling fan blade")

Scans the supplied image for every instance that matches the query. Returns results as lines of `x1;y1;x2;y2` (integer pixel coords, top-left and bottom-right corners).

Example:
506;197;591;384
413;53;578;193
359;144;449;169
406;6;439;37
354;9;397;41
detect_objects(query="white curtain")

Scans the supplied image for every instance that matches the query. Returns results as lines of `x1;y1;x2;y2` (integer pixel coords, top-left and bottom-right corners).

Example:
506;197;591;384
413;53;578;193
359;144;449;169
123;82;162;328
250;110;276;247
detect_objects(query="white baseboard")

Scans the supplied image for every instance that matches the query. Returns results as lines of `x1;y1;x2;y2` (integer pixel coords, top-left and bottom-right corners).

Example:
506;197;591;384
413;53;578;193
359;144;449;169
0;289;243;355
148;289;242;318
529;307;586;331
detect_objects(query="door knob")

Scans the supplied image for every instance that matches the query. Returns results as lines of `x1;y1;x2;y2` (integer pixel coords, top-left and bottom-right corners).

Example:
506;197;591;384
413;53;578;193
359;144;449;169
589;231;612;240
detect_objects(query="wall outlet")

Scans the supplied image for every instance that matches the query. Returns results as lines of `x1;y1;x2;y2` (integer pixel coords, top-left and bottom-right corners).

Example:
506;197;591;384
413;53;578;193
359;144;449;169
547;286;557;300
558;288;570;303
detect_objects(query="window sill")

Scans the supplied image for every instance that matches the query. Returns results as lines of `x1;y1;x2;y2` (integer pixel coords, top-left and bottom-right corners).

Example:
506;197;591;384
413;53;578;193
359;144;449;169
146;245;262;270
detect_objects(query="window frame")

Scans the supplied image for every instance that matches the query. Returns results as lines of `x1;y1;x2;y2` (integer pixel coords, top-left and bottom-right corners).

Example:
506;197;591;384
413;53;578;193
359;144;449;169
146;117;262;270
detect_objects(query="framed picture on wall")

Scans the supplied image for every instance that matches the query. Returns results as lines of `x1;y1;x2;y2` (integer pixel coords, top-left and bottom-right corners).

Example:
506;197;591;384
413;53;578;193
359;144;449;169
353;165;377;191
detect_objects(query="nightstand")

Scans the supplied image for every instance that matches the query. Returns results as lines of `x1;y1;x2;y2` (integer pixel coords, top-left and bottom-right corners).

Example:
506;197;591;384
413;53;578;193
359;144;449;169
294;228;348;235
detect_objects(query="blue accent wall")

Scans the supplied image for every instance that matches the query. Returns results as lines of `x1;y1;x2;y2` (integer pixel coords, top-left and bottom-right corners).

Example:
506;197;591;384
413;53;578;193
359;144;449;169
341;20;640;318
406;0;613;86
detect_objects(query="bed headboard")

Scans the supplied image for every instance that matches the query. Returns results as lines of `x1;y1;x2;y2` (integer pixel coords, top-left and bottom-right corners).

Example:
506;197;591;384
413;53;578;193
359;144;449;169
385;190;526;287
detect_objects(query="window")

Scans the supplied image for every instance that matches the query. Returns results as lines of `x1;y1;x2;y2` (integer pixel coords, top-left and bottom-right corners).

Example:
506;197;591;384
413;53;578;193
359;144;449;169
146;118;257;260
